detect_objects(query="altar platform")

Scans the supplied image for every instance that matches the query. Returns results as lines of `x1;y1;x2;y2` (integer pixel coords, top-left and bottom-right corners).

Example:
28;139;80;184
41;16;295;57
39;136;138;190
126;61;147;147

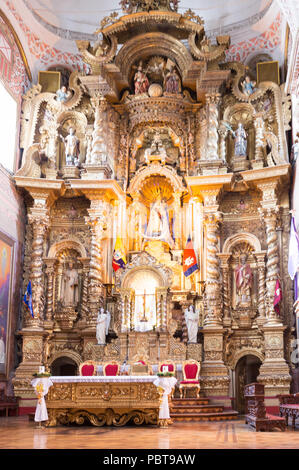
46;375;162;427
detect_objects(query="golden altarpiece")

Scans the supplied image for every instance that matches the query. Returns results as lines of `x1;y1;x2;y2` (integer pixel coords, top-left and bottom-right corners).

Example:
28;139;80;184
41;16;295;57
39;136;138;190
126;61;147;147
13;0;294;409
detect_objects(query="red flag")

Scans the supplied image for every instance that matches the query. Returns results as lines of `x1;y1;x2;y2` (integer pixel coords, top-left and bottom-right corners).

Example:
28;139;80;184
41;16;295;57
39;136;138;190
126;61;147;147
183;236;198;277
273;279;282;315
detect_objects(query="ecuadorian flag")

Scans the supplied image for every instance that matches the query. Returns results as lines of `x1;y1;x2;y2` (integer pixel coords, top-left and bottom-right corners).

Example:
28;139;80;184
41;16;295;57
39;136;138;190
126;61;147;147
112;237;127;272
183;236;198;277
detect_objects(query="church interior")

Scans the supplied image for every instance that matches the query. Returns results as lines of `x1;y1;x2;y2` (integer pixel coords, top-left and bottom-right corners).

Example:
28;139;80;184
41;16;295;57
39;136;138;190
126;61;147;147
0;0;299;450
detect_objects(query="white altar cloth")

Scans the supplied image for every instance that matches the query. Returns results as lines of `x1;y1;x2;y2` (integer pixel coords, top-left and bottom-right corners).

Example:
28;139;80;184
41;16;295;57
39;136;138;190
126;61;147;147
153;377;177;420
31;377;53;422
51;375;158;383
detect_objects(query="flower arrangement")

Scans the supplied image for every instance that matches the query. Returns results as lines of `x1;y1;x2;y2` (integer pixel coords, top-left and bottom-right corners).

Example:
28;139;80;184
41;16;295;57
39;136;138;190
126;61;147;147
32;372;51;378
157;371;175;377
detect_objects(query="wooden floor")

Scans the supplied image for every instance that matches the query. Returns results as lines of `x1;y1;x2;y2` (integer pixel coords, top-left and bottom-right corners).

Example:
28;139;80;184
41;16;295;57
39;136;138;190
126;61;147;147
0;416;299;449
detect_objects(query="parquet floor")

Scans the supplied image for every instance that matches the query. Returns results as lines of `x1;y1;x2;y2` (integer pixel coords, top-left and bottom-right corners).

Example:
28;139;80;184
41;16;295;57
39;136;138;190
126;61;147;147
0;416;299;449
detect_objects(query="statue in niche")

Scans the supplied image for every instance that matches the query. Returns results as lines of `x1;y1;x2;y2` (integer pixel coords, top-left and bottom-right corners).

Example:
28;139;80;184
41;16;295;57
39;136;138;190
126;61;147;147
163;66;181;94
232;123;247;157
184;305;199;343
96;308;111;345
291;138;299;167
134;62;150;95
56;86;72;104
144;133;167;163
60;127;80;166
144;190;174;248
200;35;211;53
61;261;79;307
235;253;253;307
241;75;257;96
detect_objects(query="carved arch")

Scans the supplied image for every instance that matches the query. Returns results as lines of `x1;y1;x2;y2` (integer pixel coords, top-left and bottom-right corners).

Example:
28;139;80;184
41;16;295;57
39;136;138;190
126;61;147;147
230;350;264;370
49;350;82;368
48;239;87;258
115;32;193;83
128;163;185;197
222;232;261;254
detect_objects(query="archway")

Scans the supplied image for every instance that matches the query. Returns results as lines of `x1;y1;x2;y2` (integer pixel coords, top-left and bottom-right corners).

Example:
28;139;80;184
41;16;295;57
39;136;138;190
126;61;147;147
51;356;78;376
234;354;262;414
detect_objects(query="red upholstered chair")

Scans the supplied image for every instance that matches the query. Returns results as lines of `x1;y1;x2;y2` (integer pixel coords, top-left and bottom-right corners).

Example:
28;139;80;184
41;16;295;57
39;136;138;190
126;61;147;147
159;360;176;398
179;360;200;399
79;360;96;376
103;361;120;376
158;360;176;374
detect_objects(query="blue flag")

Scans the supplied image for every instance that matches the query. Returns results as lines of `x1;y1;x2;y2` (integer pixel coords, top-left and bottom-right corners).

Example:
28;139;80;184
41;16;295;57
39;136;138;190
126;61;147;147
23;281;34;318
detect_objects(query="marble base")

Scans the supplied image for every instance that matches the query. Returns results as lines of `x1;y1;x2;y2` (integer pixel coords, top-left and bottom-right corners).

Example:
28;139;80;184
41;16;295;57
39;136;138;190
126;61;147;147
61;165;81;179
81;165;112;180
199;159;228;175
231;156;250;172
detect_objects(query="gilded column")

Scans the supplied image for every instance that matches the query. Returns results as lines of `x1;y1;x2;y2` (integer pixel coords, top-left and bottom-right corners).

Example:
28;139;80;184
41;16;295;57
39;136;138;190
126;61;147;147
255;251;267;326
253;113;265;168
218;122;228;165
26;212;49;328
44;258;56;328
206;93;221;161
173;192;182;250
218;253;231;327
90;94;108;165
85;196;108;327
79;258;91;328
204;211;223;327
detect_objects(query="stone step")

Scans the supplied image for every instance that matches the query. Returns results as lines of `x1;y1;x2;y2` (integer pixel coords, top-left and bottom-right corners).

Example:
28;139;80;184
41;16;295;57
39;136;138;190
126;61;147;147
171;410;239;422
170;405;224;414
171;398;210;406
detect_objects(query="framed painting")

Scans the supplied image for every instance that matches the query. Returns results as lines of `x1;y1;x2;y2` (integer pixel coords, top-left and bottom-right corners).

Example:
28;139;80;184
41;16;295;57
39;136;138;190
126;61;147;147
0;232;14;377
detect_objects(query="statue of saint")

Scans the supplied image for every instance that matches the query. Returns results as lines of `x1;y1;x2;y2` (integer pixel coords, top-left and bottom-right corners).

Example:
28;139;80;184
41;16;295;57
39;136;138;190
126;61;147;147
61;261;79;306
184;305;199;343
233;123;247;157
96;308;111;345
60;127;80;166
134;62;150;95
144;191;174;248
56;86;72;103
241;75;256;96
144;133;167;163
235;254;253;307
163;67;181;94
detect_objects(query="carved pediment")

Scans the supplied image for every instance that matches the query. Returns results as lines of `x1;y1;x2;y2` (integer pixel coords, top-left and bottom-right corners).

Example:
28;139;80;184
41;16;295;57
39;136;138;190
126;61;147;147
115;251;173;288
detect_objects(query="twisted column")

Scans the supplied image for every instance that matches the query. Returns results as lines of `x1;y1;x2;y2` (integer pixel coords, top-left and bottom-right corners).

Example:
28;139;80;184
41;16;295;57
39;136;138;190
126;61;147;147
206;94;221;161
260;206;281;325
255;252;267;325
218;254;231;326
26;214;49;327
253;114;265;162
85;198;108;326
218;123;228;164
90;95;107;165
173;192;182;250
44;258;56;325
79;258;90;326
204;212;223;327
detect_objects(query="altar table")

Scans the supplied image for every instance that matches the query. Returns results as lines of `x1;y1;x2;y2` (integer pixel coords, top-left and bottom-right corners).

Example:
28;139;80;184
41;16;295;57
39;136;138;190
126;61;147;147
46;376;162;427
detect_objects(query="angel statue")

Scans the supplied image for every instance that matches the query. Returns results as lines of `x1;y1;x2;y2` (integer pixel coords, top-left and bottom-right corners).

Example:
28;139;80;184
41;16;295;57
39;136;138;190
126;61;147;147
56;86;72;104
241;75;256;96
184;305;199;343
96;308;111;345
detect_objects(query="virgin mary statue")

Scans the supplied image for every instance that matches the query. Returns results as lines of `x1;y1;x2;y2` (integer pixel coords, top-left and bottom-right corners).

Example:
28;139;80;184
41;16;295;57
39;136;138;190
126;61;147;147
143;192;174;248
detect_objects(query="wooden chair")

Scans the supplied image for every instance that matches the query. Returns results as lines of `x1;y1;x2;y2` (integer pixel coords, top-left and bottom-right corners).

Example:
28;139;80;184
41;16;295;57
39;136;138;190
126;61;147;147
179;360;200;399
158;360;176;375
158;360;176;398
79;360;97;376
103;361;120;376
130;358;153;376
